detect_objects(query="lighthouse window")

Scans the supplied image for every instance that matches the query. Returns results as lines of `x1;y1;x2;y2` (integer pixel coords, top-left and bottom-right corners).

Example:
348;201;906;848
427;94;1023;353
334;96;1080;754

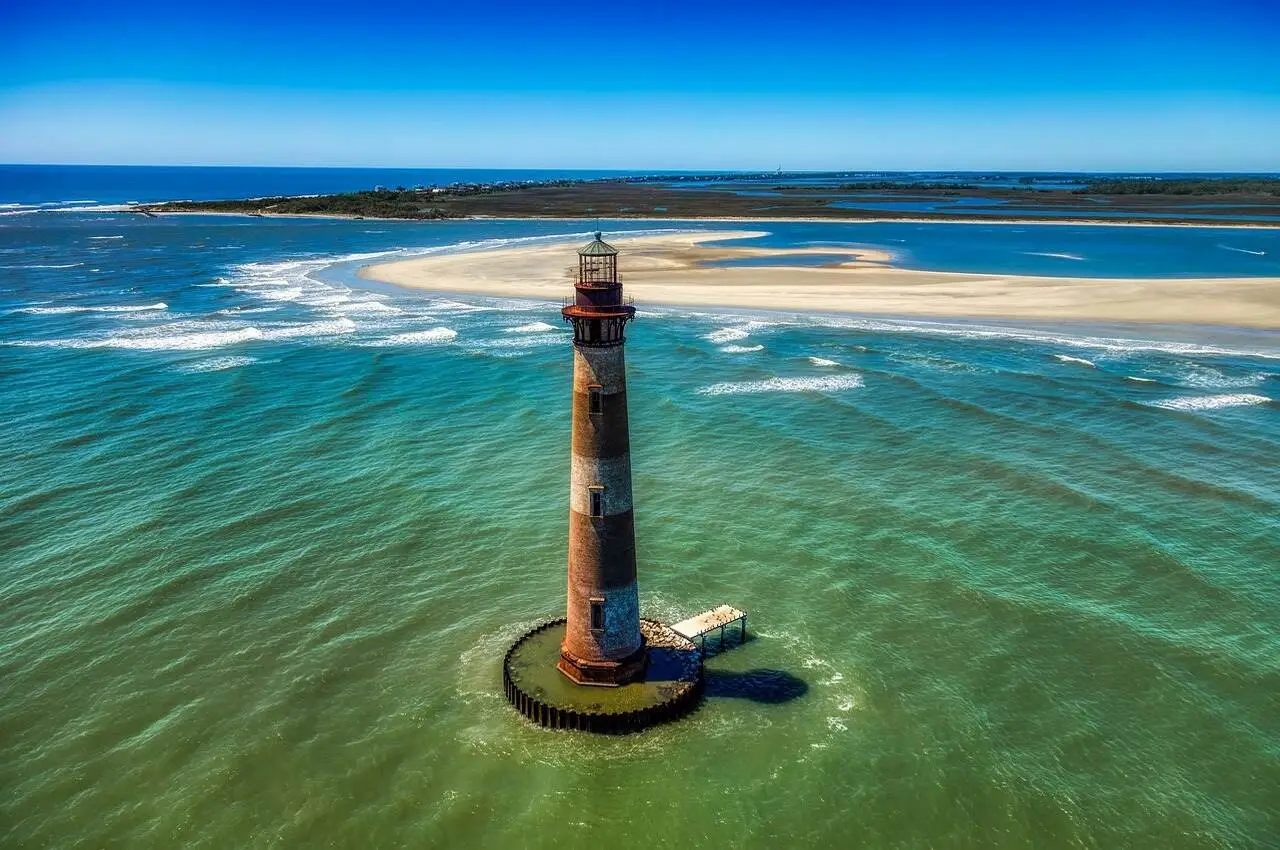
590;598;606;631
588;386;603;415
588;487;605;518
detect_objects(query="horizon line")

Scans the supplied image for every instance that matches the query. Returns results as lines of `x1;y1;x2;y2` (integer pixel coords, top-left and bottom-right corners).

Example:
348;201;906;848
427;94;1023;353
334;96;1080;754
4;162;1279;176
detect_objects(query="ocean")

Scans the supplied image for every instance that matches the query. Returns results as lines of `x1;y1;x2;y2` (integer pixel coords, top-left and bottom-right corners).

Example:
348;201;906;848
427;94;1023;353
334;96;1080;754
0;164;671;211
1;174;1279;848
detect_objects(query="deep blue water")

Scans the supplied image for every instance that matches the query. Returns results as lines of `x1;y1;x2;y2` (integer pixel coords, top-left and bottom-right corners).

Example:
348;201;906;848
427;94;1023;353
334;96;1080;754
0;164;672;209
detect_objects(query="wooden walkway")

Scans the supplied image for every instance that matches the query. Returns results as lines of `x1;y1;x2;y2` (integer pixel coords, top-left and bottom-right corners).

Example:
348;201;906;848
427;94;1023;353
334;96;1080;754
671;605;747;652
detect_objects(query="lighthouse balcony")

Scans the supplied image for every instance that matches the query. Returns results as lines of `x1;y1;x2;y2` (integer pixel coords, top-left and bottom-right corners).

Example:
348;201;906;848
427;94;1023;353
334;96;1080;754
561;299;635;319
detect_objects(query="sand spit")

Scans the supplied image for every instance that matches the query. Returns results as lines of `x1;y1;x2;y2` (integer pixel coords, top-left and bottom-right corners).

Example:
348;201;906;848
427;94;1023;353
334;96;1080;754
359;231;1280;329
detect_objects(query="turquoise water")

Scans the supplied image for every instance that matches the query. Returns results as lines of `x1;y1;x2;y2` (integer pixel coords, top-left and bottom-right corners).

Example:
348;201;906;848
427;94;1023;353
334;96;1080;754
2;213;1279;848
827;199;1280;221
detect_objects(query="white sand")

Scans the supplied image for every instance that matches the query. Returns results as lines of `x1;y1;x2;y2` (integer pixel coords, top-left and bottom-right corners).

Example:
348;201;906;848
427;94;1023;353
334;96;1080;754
359;231;1280;329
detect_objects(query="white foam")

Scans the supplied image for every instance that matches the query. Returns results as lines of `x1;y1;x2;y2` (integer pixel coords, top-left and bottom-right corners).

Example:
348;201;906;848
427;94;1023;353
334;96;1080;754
298;294;351;307
462;332;569;356
1149;393;1271;411
1178;365;1269;390
1025;251;1085;261
0;263;84;269
1052;353;1096;367
178;356;259;372
332;300;403;315
215;306;280;316
7;326;264;351
424;299;499;314
105;327;264;351
805;315;1280;360
719;344;764;353
505;321;559;334
14;302;166;315
259;318;357;340
705;327;750;343
373;327;458;346
6;314;354;351
697;374;864;396
808;356;840;367
1126;376;1158;383
87;235;124;240
246;286;304;302
1217;245;1265;256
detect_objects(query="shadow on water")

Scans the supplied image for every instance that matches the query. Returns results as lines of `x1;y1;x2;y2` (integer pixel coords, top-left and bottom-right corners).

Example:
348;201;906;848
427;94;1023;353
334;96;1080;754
694;631;809;704
703;668;808;704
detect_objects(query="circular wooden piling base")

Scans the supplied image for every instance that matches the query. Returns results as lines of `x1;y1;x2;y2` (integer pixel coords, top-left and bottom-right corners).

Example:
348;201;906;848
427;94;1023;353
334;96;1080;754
503;618;703;734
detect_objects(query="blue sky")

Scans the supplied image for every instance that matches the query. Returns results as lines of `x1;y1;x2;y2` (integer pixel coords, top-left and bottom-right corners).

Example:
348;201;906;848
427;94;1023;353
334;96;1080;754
1;0;1277;170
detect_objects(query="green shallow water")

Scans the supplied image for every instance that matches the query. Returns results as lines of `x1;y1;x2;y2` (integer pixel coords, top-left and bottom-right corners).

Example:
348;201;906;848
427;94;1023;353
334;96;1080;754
2;214;1279;848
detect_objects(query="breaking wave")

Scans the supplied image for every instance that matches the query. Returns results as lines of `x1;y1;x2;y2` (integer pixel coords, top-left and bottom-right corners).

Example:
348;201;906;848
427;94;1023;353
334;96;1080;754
505;322;559;334
5;318;356;351
370;328;458;346
804;316;1280;360
1;263;85;270
705;327;751;344
697;374;865;396
13;302;167;315
1177;365;1270;390
1148;394;1271;412
177;356;259;373
1025;252;1085;261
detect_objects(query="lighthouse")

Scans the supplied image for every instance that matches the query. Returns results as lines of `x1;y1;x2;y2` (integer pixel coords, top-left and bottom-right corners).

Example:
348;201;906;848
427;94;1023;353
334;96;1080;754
500;235;712;731
556;233;646;687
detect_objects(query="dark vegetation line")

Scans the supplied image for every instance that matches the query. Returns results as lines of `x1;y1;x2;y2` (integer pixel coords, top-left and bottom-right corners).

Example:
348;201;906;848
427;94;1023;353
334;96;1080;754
1073;179;1280;196
140;174;1280;223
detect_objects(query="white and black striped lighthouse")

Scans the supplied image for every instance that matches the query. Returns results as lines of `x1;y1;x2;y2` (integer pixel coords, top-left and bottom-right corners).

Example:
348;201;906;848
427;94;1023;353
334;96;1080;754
556;233;646;687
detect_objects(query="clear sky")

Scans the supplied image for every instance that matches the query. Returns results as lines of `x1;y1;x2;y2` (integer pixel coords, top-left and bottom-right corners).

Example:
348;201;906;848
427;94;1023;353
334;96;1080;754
1;0;1277;170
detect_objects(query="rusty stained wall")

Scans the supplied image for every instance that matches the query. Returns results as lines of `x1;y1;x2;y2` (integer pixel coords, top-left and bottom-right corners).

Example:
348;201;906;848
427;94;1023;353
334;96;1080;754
562;342;642;663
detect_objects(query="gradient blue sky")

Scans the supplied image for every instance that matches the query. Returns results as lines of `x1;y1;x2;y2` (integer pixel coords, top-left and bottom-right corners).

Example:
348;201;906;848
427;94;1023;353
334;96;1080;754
1;0;1277;170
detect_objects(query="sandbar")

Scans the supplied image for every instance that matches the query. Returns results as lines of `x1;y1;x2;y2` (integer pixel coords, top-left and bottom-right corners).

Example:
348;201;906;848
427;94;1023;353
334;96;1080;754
358;231;1280;329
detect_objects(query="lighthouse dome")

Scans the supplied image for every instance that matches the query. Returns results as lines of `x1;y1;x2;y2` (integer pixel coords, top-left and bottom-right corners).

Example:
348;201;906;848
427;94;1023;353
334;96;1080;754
578;232;618;256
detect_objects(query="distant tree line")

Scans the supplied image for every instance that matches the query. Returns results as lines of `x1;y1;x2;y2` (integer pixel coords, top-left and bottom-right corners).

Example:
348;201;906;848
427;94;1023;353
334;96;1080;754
1078;179;1280;197
150;188;458;219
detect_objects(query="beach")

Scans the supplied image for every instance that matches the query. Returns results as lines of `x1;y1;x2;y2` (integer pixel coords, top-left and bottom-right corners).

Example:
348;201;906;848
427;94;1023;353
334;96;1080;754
360;230;1280;328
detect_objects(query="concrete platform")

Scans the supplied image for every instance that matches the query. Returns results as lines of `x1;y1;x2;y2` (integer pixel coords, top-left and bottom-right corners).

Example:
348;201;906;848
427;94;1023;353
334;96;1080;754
671;605;746;642
503;618;703;734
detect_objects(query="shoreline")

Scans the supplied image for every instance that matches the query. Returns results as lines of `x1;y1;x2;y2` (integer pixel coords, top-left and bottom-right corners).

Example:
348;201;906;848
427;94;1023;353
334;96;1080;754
8;202;1278;229
357;230;1280;330
129;209;1280;229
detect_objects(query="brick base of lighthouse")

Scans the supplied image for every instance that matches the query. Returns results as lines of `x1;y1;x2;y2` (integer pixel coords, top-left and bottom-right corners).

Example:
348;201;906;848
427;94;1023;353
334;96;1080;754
504;618;704;734
557;641;647;687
